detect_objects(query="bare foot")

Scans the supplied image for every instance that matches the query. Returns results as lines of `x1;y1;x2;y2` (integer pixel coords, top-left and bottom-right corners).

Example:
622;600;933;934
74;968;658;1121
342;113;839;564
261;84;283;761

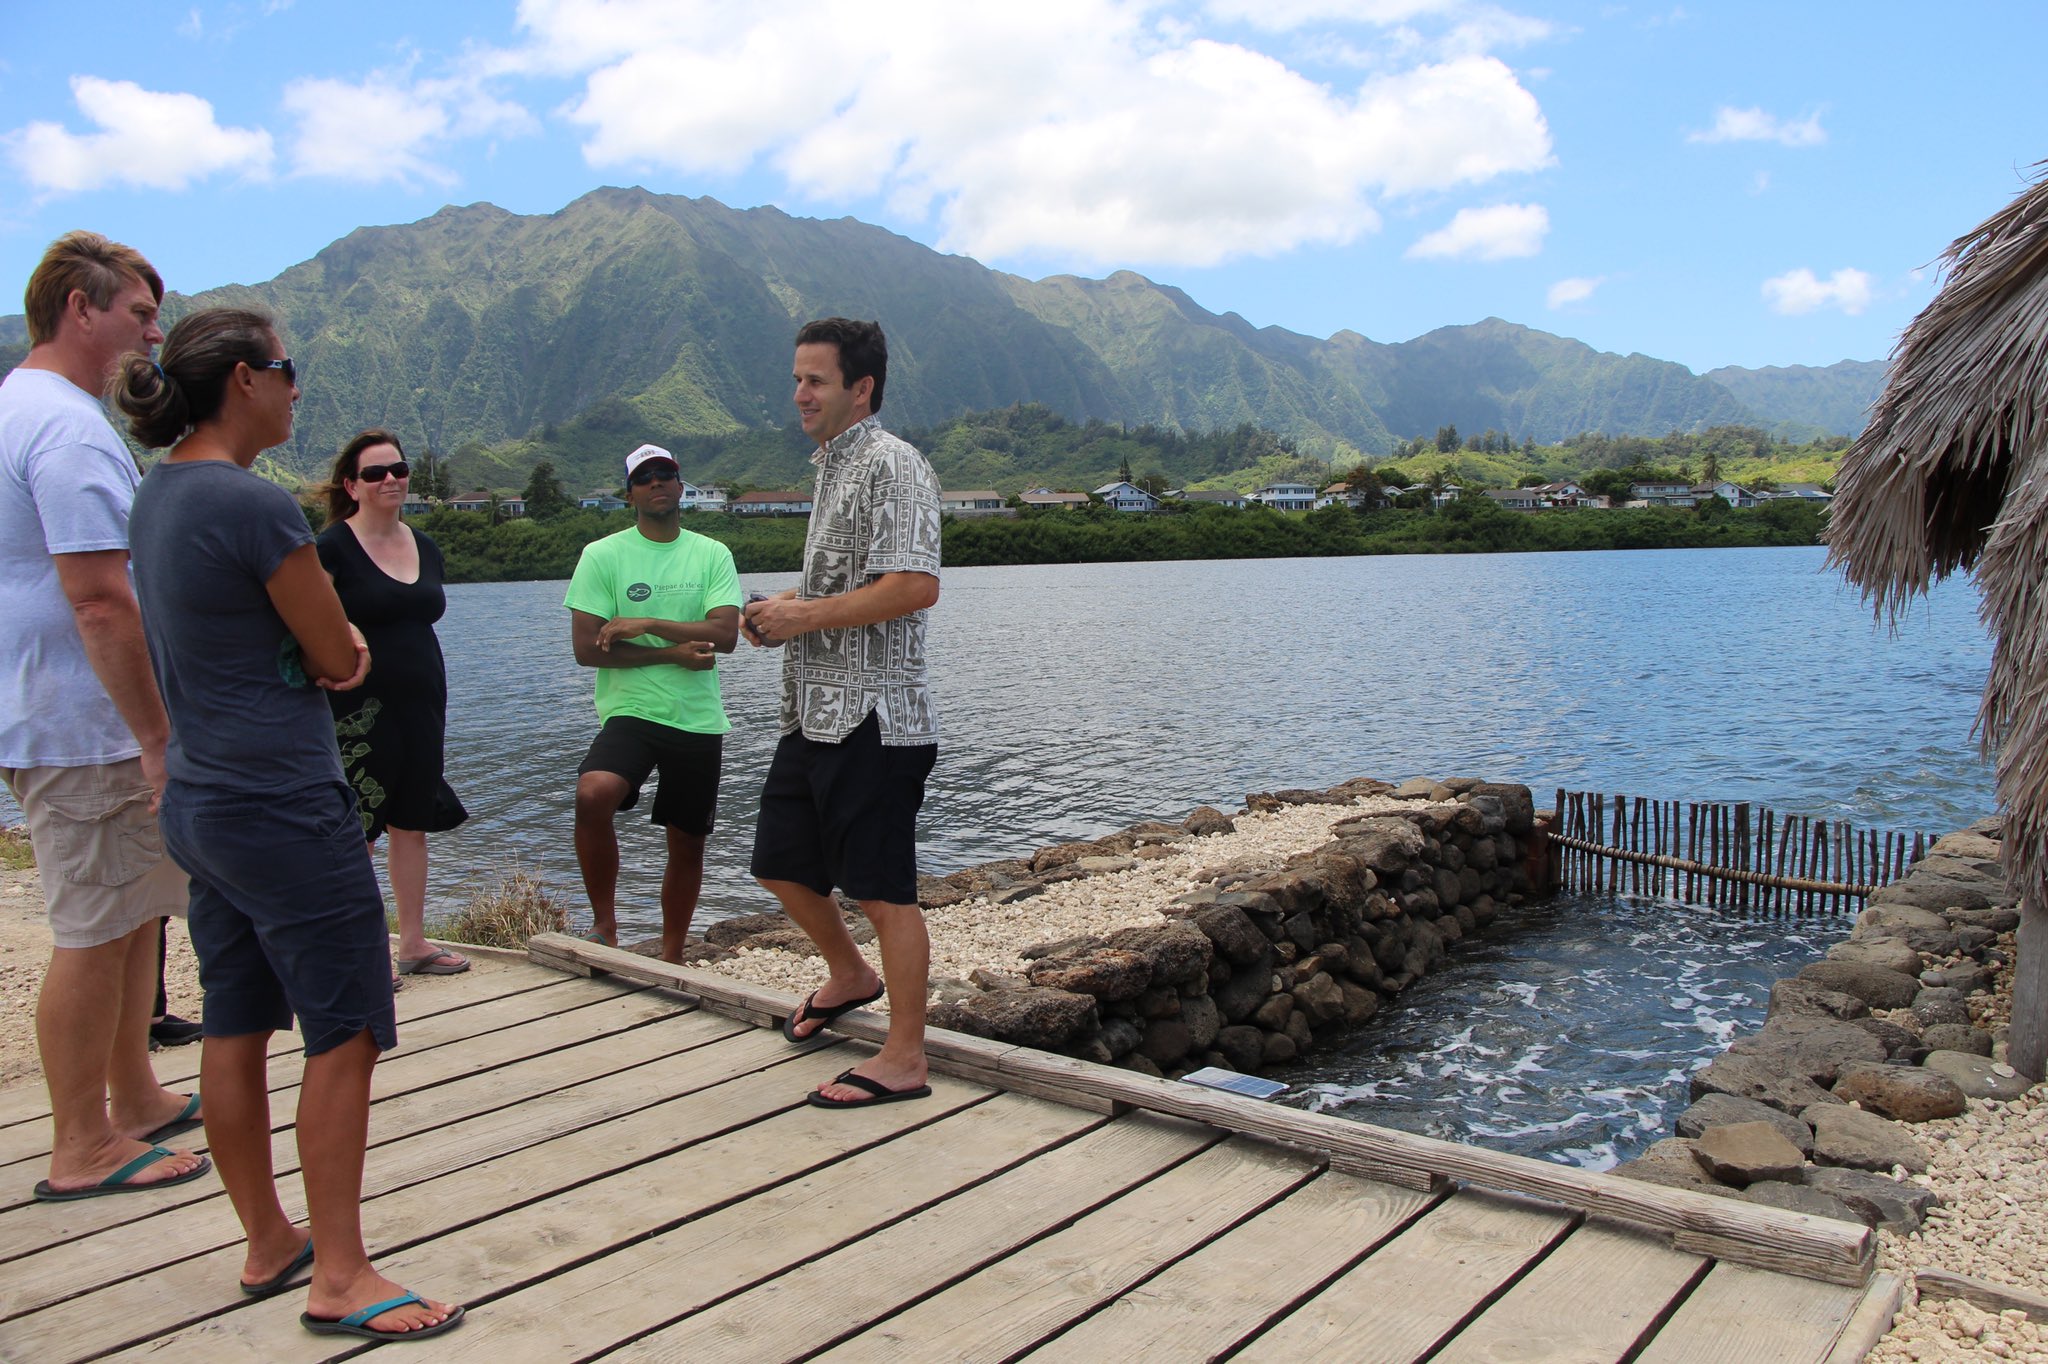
112;1087;197;1141
306;1266;459;1335
241;1224;313;1291
787;968;884;1042
815;1056;927;1103
44;1137;205;1193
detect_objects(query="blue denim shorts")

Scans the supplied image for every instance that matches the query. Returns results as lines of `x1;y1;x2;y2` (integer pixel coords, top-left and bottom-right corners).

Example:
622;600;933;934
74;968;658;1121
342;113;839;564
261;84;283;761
159;779;397;1056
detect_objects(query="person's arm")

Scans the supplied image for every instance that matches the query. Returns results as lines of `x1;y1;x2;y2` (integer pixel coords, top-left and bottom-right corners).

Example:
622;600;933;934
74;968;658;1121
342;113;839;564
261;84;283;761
743;571;937;645
264;544;369;686
571;610;716;671
595;607;739;653
51;549;171;799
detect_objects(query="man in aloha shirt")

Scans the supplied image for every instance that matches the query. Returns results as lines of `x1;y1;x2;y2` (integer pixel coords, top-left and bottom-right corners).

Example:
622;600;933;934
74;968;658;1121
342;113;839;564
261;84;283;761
743;317;943;1110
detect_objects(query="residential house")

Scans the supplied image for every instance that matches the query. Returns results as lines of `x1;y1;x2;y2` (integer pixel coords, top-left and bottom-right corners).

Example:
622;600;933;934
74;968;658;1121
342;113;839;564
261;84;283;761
400;496;439;516
1692;480;1756;508
580;488;627;511
1249;481;1317;511
1171;489;1248;508
497;495;527;518
687;484;729;513
1319;481;1380;510
1758;483;1833;505
1481;488;1542;511
1093;480;1162;512
1630;481;1696;507
730;490;814;516
1018;489;1092;510
1532;481;1608;509
940;489;1007;514
445;490;494;513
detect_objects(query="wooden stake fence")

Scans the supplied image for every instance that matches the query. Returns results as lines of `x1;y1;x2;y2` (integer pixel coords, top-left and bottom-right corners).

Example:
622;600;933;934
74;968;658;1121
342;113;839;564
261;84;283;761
1550;789;1931;912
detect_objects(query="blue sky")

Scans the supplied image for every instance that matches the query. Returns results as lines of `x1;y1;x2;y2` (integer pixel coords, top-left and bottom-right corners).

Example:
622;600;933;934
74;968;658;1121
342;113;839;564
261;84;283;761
2;1;2041;374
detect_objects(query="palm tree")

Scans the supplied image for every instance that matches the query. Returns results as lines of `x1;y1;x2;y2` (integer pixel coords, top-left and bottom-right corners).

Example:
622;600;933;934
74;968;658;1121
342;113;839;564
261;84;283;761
1827;165;2048;1079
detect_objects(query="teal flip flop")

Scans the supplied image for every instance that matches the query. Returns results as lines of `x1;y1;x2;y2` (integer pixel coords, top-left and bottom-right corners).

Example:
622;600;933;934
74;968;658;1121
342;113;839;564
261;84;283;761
32;1146;212;1201
301;1292;465;1341
241;1238;315;1297
142;1091;202;1145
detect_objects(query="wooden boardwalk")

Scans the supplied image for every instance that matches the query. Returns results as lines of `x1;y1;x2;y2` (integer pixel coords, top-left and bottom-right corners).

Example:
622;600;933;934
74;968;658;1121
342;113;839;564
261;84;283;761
0;936;1902;1362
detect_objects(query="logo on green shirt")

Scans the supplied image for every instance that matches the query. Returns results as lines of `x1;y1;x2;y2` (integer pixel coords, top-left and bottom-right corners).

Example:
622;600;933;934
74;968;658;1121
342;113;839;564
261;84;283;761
627;582;651;602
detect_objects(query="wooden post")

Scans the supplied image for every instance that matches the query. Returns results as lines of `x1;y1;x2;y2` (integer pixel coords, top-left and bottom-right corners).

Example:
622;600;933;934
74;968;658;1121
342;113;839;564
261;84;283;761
2015;885;2048;1081
1735;804;1751;912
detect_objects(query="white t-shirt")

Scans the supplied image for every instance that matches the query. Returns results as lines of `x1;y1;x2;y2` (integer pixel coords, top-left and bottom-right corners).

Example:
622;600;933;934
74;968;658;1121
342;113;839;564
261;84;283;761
0;367;145;767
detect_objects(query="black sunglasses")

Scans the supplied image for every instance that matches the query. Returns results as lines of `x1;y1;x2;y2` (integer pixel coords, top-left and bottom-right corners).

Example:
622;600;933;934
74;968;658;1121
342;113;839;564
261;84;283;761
252;357;296;385
356;461;409;484
629;463;679;486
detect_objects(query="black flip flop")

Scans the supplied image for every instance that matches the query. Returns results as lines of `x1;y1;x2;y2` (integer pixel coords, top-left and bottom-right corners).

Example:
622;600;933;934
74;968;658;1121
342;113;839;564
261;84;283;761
781;981;885;1043
805;1068;932;1108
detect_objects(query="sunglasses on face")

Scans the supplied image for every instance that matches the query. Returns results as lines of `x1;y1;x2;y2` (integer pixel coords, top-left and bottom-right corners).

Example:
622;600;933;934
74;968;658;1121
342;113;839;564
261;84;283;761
355;461;409;484
252;357;296;385
629;464;679;486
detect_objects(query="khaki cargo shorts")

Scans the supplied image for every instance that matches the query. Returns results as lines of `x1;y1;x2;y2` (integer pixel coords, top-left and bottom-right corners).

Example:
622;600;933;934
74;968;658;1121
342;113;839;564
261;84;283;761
2;759;188;949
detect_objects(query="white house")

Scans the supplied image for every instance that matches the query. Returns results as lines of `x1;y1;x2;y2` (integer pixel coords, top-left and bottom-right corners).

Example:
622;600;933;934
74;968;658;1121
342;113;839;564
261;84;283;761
1692;480;1756;508
940;489;1007;514
680;482;727;512
1631;481;1695;507
1019;489;1091;510
1250;481;1317;511
1093;480;1161;512
1533;481;1607;509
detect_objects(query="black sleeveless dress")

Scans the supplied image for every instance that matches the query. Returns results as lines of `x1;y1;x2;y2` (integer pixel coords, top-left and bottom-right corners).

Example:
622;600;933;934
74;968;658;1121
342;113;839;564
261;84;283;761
315;522;468;841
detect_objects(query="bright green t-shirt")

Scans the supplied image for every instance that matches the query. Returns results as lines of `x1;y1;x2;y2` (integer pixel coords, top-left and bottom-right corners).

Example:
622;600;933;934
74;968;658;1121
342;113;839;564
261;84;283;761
563;525;743;734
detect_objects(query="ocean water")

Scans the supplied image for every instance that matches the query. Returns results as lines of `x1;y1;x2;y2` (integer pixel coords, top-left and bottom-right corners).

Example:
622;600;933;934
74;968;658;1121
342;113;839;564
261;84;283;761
6;544;1994;1164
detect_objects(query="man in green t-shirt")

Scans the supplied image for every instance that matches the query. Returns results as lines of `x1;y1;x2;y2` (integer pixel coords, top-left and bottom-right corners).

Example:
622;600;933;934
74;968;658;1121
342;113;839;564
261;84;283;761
564;444;742;961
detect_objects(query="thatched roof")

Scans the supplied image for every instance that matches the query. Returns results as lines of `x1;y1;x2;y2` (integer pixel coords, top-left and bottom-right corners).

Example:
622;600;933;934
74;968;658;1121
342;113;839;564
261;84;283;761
1827;165;2048;889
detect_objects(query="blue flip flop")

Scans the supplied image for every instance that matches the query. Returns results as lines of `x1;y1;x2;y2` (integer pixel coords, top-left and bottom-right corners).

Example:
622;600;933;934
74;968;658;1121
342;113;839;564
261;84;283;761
301;1292;466;1341
32;1146;212;1201
241;1238;315;1297
142;1092;202;1145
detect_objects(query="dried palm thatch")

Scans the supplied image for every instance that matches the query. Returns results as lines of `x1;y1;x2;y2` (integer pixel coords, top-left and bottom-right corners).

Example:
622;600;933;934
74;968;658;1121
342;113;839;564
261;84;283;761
1826;164;2048;1077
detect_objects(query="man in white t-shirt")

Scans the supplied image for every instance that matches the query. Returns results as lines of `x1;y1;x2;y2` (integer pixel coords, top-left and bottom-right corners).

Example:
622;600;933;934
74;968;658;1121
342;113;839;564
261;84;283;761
0;231;208;1201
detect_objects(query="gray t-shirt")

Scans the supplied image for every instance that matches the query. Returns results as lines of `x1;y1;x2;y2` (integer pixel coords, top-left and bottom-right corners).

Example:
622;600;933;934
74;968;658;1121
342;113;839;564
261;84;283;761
0;367;146;767
130;459;344;794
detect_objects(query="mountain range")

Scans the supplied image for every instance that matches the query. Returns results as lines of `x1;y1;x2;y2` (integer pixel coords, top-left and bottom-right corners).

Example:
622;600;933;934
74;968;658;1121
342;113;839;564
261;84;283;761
0;186;1883;491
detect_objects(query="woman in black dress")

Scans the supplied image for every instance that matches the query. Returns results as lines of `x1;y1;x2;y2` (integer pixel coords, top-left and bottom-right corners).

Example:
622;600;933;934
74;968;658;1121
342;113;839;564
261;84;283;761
318;430;469;974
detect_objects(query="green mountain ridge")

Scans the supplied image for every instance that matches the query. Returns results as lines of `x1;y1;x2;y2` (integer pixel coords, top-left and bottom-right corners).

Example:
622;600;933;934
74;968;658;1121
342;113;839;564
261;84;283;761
0;187;1886;493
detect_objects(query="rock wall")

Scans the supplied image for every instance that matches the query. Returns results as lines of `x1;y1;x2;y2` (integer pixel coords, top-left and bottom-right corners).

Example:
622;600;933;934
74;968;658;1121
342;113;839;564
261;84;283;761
1616;817;2033;1234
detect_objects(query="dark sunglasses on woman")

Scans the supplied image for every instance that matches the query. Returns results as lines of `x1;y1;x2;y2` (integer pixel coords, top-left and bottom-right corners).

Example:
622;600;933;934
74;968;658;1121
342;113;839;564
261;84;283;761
356;461;409;483
252;357;296;385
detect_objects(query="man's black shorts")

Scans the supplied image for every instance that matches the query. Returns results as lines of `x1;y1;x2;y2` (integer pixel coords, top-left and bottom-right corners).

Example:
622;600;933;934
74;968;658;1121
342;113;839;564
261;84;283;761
579;715;723;834
749;711;936;906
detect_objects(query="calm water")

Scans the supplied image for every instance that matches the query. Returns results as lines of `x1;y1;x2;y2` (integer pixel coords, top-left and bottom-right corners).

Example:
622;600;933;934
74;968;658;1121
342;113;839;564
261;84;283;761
6;545;1994;1164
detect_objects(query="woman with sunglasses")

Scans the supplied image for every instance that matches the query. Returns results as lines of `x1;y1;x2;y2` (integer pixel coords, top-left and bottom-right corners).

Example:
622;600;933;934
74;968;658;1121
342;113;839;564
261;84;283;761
116;309;464;1343
316;431;469;976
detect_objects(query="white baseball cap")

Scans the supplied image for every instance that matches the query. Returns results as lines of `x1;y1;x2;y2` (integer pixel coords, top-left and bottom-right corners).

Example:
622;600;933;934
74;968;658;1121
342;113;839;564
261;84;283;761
624;443;678;478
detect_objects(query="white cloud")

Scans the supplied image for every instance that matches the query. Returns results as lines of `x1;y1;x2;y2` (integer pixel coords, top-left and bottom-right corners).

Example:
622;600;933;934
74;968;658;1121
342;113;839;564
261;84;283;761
1750;170;1771;195
1546;275;1601;307
1407;202;1548;260
1762;267;1871;316
178;8;203;38
520;1;1553;268
283;69;536;185
4;76;273;196
1688;105;1826;148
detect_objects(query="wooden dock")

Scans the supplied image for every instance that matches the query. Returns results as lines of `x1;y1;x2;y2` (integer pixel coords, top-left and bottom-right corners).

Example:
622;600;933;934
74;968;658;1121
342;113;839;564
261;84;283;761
0;935;1903;1362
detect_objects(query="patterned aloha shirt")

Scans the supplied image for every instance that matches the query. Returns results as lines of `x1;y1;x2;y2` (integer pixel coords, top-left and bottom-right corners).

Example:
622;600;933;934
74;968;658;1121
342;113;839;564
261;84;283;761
780;415;941;745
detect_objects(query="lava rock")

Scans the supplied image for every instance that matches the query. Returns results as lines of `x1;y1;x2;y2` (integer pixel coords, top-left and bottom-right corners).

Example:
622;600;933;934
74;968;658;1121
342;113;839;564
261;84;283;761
1674;1094;1815;1155
1728;1015;1889;1086
1918;1024;1992;1057
1738;1182;1861;1223
1832;1061;1968;1122
1767;978;1870;1022
1825;937;1926;976
1691;1054;1844;1116
1797;961;1921;1010
1803;1166;1939;1233
1920;1050;2037;1101
1804;1104;1933;1174
1691;1122;1807;1186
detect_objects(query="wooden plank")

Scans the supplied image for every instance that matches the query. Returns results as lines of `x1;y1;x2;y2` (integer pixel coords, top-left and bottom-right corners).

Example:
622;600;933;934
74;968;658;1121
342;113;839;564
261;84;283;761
524;936;1875;1282
0;1024;815;1325
0;995;733;1262
618;1112;1224;1362
815;1136;1317;1361
0;959;581;1133
1633;1261;1871;1364
1823;1272;1907;1364
0;976;653;1172
105;1092;1104;1364
1913;1268;2048;1323
1430;1222;1704;1363
1235;1190;1575;1363
3;1044;976;1364
1014;1170;1439;1362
